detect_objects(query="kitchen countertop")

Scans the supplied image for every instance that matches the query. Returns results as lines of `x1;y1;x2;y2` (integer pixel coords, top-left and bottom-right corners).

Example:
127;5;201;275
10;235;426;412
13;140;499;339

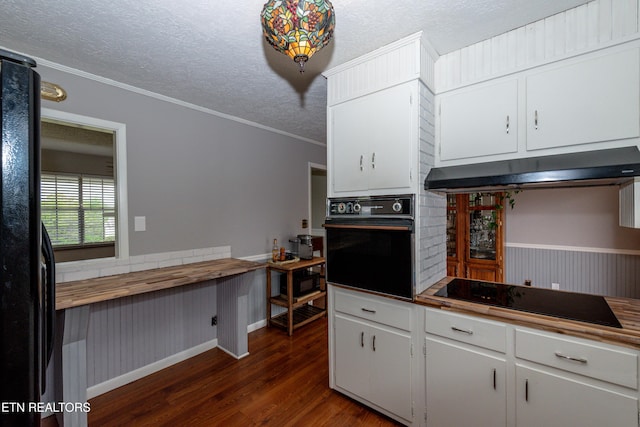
56;258;266;310
416;277;640;349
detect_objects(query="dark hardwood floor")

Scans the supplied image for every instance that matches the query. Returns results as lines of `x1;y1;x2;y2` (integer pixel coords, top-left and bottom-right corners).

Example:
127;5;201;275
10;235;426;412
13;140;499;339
86;318;402;426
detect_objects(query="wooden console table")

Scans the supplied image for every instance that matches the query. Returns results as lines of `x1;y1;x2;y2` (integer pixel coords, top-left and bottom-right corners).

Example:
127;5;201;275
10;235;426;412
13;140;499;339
266;257;326;336
54;258;265;427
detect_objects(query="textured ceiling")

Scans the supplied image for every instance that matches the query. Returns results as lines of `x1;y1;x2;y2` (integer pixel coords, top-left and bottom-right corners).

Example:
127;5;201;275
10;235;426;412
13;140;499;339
0;0;590;144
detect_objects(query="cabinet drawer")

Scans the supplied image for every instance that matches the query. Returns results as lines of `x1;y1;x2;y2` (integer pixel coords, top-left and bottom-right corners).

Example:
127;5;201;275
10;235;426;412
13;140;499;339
334;288;412;331
424;308;507;353
515;328;638;389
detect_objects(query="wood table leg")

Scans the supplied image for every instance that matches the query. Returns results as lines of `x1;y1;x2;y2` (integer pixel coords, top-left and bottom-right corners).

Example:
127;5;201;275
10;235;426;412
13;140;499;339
287;270;294;336
266;267;272;328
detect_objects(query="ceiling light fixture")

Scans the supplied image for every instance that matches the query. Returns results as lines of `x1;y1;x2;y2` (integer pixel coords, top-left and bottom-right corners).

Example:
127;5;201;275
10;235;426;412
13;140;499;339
40;81;67;102
260;0;335;73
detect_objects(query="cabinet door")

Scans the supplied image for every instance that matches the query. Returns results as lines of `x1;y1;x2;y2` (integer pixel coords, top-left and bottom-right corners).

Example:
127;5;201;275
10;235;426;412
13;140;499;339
334;315;370;399
426;337;507;427
526;48;640;151
515;365;638;427
330;83;415;194
331;100;370;193
439;79;518;161
369;325;413;421
366;83;414;191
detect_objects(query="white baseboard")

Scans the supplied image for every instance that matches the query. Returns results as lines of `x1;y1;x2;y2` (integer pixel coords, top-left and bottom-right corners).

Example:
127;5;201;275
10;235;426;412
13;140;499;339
86;319;267;399
86;338;218;399
248;319;266;333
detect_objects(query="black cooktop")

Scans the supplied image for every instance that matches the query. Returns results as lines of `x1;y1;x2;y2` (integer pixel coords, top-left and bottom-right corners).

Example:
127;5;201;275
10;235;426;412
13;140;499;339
435;278;622;328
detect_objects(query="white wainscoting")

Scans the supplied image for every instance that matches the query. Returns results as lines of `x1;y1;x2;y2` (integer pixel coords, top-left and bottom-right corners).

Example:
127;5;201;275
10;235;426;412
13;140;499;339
436;0;640;92
506;244;640;298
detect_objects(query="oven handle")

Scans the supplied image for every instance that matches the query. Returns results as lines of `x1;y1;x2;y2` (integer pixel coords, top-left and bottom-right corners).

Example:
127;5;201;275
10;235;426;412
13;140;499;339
323;223;412;231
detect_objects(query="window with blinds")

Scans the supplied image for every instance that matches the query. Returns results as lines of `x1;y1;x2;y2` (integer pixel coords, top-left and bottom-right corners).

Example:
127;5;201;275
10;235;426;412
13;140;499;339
41;173;116;247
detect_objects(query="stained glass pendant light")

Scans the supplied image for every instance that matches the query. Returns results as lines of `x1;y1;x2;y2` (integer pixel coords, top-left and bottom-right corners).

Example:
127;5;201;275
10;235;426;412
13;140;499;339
261;0;335;73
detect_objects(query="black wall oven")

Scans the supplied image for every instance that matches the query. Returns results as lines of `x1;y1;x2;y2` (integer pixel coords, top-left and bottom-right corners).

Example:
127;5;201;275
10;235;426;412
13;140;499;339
324;195;414;300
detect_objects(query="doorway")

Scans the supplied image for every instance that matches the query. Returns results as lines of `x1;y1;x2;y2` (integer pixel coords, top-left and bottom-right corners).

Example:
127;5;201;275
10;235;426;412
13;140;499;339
308;163;326;257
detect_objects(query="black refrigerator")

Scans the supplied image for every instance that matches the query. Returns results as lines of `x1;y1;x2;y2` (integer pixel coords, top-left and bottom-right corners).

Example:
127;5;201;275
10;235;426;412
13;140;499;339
0;49;56;426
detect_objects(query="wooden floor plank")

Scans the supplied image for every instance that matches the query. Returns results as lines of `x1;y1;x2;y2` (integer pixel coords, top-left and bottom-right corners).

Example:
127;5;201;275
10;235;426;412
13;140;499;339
87;319;402;426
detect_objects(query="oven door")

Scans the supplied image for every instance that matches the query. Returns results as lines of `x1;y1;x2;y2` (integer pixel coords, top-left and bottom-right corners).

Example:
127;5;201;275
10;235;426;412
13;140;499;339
324;219;414;300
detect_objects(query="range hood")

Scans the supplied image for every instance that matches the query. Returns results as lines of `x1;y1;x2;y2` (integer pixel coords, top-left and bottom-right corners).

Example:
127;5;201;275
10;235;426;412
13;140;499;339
424;147;640;192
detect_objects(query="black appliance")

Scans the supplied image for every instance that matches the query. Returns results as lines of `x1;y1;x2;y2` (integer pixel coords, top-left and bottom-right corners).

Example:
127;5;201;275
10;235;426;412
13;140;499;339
425;146;640;192
435;278;621;328
324;195;414;300
280;270;320;298
0;49;56;427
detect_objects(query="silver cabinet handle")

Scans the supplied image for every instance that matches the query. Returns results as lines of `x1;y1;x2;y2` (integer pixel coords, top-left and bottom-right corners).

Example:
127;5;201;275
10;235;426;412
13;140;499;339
359;155;364;171
360;331;364;347
555;352;588;364
451;326;473;335
506;115;510;134
372;335;376;352
361;308;376;314
534;110;539;130
371;152;376;169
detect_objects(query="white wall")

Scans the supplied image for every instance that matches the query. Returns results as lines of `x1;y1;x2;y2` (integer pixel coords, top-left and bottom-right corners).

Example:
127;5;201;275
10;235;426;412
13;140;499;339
36;61;326;259
506;186;640;251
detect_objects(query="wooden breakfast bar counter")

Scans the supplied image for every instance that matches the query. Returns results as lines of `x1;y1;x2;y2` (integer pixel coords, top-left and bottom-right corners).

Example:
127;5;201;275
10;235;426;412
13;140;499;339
54;258;265;427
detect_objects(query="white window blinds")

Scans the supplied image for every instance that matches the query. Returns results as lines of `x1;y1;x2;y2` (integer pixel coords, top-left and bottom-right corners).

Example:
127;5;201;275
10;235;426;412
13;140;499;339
41;173;115;247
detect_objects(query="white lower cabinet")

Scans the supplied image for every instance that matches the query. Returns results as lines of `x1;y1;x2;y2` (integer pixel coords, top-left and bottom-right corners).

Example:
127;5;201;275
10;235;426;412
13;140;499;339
425;337;506;427
330;287;414;424
334;315;413;421
422;308;640;427
515;364;638;427
424;308;507;427
514;327;639;427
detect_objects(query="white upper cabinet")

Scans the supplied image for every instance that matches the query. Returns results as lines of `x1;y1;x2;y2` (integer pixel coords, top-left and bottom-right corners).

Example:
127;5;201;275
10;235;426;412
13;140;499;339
526;48;640;151
436;44;640;166
323;31;437;197
439;79;518;161
330;82;416;195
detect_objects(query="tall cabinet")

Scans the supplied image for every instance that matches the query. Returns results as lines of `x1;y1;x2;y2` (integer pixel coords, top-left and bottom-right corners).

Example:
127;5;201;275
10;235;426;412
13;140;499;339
323;31;440;425
447;192;504;282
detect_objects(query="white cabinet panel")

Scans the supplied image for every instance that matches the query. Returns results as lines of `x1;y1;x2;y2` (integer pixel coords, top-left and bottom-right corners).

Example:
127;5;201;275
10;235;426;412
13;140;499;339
439;79;518;161
367;85;413;191
331;101;370;193
334;314;370;399
330;82;415;195
331;289;413;423
425;306;507;353
516;364;639;427
369;324;413;421
515;328;638;389
425;337;507;427
526;48;640;151
334;287;412;332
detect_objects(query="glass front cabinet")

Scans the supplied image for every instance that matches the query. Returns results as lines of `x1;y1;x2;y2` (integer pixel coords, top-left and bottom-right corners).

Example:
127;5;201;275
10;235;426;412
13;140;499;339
446;193;504;282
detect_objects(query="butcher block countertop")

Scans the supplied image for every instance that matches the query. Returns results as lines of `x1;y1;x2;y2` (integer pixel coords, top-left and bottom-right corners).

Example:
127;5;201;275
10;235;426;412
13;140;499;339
56;258;266;310
416;277;640;349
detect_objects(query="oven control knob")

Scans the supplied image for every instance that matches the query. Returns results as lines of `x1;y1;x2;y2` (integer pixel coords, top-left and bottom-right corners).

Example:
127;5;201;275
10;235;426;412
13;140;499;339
392;201;403;212
337;202;346;214
353;203;361;213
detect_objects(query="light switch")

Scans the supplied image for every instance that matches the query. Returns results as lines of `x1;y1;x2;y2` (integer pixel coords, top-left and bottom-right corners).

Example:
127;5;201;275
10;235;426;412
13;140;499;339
134;216;146;232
